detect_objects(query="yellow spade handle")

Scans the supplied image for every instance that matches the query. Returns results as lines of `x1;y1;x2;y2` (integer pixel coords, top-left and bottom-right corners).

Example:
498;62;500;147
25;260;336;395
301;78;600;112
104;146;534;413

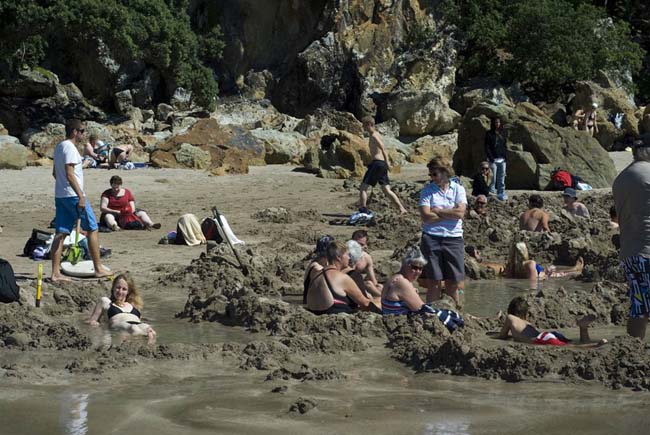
36;264;43;307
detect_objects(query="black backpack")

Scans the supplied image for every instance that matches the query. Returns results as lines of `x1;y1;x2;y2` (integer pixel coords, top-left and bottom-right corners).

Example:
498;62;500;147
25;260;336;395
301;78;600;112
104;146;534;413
201;217;224;243
23;229;53;257
0;259;20;303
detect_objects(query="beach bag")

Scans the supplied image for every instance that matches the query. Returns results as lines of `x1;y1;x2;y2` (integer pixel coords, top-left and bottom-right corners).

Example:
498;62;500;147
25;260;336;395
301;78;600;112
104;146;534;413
118;207;144;230
0;259;20;303
23;229;53;257
550;169;572;190
201;217;224;244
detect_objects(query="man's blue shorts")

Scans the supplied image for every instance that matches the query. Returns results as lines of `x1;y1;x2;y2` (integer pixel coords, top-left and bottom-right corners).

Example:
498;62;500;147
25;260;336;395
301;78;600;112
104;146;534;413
55;197;98;234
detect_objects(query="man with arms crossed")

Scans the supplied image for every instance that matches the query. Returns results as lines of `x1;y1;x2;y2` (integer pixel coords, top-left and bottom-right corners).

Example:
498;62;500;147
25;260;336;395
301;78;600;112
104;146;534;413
358;116;407;215
51;119;111;282
418;158;467;308
613;138;650;339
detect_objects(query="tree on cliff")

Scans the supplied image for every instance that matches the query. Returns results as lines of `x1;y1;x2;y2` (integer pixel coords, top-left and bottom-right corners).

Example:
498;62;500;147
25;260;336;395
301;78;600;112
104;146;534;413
0;0;223;110
443;0;645;97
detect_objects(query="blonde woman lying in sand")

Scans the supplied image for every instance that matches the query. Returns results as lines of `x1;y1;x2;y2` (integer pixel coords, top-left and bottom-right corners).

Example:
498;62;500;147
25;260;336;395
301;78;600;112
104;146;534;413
496;296;606;347
87;274;156;343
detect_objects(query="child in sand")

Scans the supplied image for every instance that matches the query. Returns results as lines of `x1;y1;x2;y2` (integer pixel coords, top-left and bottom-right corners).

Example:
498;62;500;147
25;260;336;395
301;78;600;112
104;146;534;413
497;296;606;347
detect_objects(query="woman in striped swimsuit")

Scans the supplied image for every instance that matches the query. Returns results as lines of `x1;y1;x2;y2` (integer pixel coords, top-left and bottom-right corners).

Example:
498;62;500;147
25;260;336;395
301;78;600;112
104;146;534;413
381;248;433;315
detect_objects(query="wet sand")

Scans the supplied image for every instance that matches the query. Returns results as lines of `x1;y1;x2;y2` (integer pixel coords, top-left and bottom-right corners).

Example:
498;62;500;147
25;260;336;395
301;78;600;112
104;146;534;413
1;163;649;434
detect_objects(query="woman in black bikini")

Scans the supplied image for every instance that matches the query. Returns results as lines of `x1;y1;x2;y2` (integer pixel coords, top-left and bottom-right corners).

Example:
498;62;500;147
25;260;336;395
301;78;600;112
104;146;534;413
304;241;374;315
584;103;599;137
87;273;156;343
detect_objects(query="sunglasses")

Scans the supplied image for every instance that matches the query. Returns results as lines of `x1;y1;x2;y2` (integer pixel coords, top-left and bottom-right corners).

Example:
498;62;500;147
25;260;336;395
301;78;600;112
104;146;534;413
77;128;85;134
429;171;442;177
410;265;423;272
477;202;487;206
481;167;490;171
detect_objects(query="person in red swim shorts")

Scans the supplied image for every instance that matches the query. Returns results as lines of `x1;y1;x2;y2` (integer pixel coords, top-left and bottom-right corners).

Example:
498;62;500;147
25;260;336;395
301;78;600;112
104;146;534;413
496;296;607;347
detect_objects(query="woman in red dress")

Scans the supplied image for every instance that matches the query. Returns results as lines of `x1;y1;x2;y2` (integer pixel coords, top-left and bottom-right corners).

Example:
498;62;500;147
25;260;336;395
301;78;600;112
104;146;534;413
100;175;160;230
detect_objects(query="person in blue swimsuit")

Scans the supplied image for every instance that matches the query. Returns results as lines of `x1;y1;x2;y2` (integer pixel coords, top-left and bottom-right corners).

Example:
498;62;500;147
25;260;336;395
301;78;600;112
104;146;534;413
87;274;156;343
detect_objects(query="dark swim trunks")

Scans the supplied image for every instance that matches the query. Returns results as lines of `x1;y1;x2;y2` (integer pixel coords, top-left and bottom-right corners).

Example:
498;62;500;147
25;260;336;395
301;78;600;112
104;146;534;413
362;160;389;187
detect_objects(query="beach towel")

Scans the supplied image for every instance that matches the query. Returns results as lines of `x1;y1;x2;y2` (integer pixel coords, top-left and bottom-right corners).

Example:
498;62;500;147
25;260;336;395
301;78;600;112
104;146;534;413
176;214;206;246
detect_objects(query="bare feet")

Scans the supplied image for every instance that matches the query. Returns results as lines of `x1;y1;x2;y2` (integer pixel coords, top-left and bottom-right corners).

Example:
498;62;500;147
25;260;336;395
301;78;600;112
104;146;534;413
575;256;584;272
399;208;408;215
94;266;113;279
50;273;72;283
147;328;157;345
111;224;120;231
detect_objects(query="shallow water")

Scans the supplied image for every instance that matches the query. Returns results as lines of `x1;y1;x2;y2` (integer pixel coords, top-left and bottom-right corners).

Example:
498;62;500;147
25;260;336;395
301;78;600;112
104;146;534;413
2;278;647;435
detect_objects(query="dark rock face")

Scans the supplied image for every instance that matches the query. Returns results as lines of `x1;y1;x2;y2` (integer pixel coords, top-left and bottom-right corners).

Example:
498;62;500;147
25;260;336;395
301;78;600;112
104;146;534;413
192;1;458;133
454;102;617;189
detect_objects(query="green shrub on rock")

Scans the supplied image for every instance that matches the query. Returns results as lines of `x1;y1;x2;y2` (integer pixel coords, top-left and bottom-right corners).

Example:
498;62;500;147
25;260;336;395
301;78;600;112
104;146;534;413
442;0;644;97
0;0;222;110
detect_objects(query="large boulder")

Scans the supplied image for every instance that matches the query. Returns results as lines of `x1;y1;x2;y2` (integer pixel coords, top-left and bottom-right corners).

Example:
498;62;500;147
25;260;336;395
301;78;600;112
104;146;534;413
301;130;402;179
572;80;639;150
454;102;616;189
249;129;308;164
151;118;266;175
406;132;458;164
213;100;288;130
378;90;460;136
294;109;364;138
0;136;28;169
21;123;65;159
0;68;59;99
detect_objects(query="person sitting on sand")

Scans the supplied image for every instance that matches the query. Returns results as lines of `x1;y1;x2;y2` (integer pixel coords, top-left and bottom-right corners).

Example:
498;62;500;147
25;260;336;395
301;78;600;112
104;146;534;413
350;229;382;297
304;241;374;315
82;133;108;168
465;245;505;276
381;248;434;314
471;161;492;197
505;240;584;281
562;187;590;218
519;194;550;232
100;175;161;231
109;144;134;168
343;239;379;300
87;273;157;344
497;296;606;347
303;235;334;304
467;195;489;219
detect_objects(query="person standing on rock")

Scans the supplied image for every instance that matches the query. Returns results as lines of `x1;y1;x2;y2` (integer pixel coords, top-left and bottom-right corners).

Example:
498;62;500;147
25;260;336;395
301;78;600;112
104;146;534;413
51;119;111;282
418;158;467;308
358;116;408;215
485;117;508;201
613;138;650;339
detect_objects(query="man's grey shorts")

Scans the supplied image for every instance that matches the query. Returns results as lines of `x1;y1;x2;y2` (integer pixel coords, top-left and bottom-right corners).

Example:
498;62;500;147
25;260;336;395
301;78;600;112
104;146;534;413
420;233;465;282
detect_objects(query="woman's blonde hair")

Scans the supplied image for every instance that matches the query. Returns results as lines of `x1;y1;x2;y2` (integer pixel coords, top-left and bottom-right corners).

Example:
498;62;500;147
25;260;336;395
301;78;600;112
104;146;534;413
111;273;143;309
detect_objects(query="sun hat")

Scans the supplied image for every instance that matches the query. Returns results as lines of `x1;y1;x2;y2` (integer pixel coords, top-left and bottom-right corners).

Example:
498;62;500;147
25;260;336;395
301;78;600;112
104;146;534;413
562;187;577;198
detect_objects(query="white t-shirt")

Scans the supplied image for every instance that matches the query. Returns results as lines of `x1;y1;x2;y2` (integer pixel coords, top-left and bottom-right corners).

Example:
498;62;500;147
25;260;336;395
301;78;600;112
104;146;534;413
54;139;84;198
419;181;467;237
